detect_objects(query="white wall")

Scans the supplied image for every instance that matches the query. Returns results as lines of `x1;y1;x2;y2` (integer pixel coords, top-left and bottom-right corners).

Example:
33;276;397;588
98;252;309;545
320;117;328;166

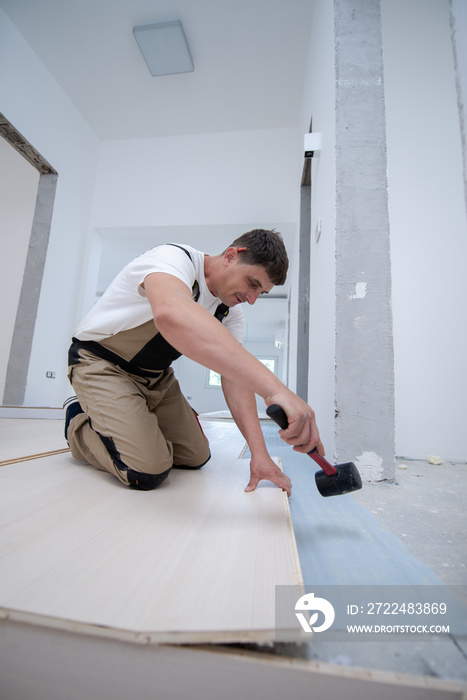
85;129;299;414
91;129;298;229
0;139;39;400
295;0;467;463
80;222;296;316
0;7;100;407
295;0;337;458
174;337;284;416
382;0;467;460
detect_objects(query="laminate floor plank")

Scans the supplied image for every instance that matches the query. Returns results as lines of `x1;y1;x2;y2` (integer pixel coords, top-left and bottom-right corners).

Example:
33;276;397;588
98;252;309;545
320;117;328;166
0;418;67;463
0;420;302;644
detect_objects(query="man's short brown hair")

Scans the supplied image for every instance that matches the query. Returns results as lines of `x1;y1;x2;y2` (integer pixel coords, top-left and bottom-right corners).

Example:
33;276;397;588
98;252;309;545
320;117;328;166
227;229;289;286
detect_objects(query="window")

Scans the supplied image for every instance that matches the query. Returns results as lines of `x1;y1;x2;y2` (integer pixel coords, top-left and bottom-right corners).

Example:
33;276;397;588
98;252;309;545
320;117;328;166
207;357;276;388
258;357;276;373
207;370;222;387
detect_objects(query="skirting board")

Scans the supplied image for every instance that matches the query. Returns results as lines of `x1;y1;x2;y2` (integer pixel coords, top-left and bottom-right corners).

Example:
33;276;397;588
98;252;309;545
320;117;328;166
0;440;303;644
0;620;465;700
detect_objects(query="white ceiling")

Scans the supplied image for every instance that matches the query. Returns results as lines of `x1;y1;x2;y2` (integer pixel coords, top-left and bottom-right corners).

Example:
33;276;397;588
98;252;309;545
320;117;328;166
0;0;313;140
1;1;301;336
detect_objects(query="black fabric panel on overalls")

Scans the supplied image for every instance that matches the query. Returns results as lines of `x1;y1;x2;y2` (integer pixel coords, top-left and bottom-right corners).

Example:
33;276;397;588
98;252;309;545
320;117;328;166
130;333;183;369
68;338;165;378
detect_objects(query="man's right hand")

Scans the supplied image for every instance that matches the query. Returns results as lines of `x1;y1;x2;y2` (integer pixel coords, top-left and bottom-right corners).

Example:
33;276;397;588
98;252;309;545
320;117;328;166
265;392;325;457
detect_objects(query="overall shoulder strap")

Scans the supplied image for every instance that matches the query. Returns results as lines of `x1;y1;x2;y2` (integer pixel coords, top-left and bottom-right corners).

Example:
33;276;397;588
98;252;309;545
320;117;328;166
166;243;192;260
166;244;228;321
165;244;200;302
214;303;230;323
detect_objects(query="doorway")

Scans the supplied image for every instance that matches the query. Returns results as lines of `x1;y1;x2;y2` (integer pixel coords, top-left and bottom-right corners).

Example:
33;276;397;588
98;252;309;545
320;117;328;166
0;114;58;406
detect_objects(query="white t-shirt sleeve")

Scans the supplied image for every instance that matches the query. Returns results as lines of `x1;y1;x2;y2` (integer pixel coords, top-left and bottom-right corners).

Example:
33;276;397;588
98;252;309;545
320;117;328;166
136;244;197;296
74;244;245;343
74;245;196;339
144;245;245;343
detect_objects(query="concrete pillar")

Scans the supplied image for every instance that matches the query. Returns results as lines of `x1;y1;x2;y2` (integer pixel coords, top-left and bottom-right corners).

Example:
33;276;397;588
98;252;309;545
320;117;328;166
297;183;311;403
3;173;58;406
334;0;395;480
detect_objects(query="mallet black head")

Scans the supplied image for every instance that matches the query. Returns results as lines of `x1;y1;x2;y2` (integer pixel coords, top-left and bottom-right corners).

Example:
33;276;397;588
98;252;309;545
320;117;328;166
315;461;362;497
266;403;363;498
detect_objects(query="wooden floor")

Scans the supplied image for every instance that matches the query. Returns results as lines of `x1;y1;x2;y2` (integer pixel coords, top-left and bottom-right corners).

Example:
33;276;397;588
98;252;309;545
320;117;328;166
1;416;466;699
0;418;303;644
0;416;68;463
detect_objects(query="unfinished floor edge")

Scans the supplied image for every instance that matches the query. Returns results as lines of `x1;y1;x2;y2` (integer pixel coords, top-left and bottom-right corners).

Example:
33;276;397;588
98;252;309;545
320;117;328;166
1;619;466;700
278;460;305;588
0;607;309;646
192;644;467;698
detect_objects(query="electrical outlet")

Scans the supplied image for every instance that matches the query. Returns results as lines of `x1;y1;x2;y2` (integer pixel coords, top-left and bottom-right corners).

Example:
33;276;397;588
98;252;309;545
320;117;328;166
46;371;56;379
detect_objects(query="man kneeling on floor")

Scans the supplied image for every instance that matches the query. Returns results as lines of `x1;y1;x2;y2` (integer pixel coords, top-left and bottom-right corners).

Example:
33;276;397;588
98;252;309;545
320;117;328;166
64;229;324;494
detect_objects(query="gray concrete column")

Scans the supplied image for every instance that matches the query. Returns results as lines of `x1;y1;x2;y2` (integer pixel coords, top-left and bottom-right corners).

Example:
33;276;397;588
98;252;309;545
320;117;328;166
334;0;395;480
297;183;311;403
3;173;58;406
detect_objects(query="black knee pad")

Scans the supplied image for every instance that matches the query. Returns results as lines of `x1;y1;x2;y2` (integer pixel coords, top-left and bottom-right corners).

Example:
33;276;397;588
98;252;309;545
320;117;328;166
173;452;211;470
127;467;171;491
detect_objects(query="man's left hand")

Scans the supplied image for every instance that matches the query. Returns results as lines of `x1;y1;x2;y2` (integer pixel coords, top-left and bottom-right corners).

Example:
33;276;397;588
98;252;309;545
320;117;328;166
244;455;292;496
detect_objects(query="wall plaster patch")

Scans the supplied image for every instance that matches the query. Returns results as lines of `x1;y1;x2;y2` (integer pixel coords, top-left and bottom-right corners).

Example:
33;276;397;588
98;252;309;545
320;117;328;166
349;282;367;300
355;451;384;481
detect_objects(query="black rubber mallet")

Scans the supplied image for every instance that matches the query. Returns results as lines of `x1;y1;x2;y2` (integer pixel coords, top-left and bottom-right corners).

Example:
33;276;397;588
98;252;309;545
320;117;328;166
266;404;362;497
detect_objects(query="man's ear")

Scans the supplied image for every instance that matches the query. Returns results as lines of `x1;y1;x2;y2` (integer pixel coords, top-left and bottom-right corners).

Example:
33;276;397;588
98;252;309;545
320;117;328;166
223;247;238;265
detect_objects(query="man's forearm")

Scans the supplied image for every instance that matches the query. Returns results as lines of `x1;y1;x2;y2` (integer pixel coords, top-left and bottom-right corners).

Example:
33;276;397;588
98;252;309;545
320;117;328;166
144;273;323;456
222;376;293;495
149;279;283;401
221;377;269;459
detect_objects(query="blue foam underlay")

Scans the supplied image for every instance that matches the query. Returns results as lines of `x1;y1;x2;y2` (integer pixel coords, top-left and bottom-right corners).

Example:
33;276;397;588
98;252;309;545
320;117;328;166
247;432;443;586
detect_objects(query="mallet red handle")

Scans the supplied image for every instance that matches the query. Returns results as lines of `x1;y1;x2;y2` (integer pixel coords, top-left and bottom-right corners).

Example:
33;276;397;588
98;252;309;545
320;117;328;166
266;404;338;477
307;448;338;477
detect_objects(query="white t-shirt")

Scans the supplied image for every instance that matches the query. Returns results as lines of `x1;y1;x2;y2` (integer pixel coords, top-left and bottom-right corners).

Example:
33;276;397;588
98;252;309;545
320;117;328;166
74;244;244;343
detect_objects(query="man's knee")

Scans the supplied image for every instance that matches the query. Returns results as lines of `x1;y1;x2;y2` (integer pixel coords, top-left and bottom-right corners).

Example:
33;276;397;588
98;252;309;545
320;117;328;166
173;451;211;470
96;431;172;489
126;467;171;491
